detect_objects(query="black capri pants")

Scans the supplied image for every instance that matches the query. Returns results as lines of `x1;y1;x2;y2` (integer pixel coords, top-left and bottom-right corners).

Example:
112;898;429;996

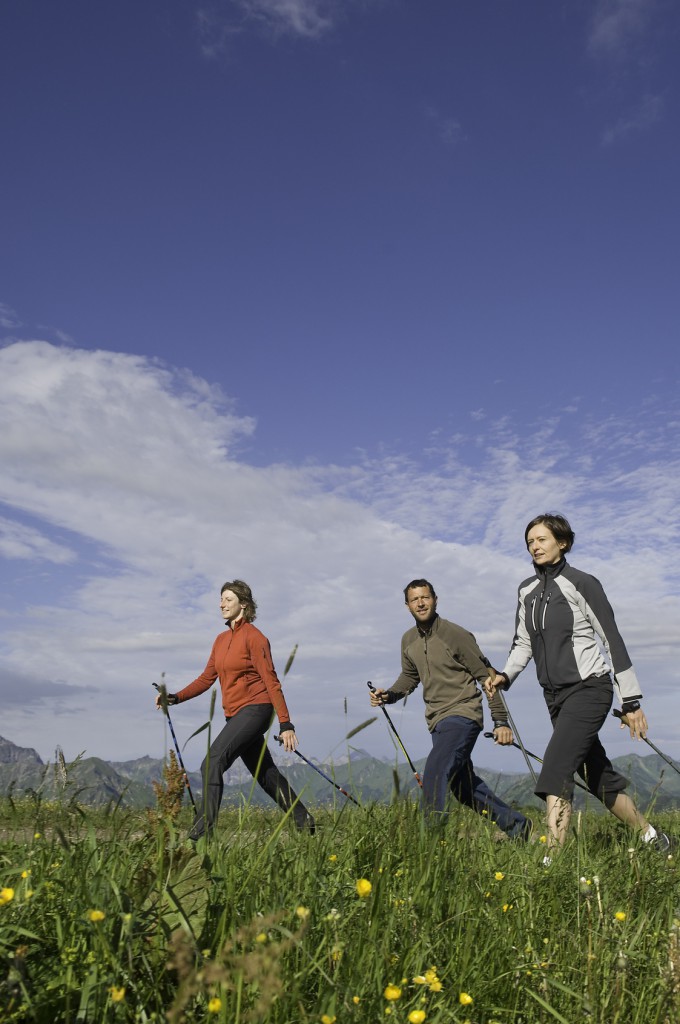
535;675;628;804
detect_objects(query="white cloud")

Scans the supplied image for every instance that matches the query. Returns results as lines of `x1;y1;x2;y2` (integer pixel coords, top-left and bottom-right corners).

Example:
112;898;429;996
587;0;655;58
0;302;21;329
0;517;75;564
242;0;335;37
0;340;678;777
424;106;467;149
601;92;663;145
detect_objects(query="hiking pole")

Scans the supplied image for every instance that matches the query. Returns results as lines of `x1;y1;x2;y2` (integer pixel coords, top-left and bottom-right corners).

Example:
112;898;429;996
152;681;197;809
273;736;360;805
496;690;538;786
367;681;423;788
612;709;680;777
483;732;591;794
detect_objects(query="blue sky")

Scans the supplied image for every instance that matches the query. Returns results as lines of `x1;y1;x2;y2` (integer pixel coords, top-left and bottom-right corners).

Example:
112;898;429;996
1;0;679;782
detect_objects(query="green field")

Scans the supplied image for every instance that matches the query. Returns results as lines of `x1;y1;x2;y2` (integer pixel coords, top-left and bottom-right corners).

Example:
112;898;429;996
1;787;679;1024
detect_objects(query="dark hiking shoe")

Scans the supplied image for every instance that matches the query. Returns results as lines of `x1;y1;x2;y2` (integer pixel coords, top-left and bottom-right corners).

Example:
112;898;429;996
507;817;533;842
652;831;675;856
187;816;212;842
294;810;316;835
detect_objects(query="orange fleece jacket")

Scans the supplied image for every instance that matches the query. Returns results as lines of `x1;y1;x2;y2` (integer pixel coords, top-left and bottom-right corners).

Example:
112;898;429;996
175;618;292;725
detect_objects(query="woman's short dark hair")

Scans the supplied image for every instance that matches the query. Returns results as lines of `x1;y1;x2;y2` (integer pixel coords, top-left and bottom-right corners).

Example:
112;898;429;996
220;579;258;622
524;513;575;553
403;579;437;602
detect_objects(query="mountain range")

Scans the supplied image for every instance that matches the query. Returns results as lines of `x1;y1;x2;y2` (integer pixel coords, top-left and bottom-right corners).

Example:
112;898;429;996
1;734;679;812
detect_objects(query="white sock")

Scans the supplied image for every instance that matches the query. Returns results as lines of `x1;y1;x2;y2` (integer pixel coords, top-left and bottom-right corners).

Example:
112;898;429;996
641;825;658;844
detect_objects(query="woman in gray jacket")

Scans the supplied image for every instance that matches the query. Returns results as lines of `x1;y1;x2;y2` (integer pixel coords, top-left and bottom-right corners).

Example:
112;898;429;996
487;512;670;859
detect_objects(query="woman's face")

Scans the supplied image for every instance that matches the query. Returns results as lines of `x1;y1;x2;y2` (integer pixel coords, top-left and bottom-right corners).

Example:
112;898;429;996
526;523;565;566
220;589;245;624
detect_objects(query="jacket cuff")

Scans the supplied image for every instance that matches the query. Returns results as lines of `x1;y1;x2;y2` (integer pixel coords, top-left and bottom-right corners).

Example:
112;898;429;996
279;722;295;733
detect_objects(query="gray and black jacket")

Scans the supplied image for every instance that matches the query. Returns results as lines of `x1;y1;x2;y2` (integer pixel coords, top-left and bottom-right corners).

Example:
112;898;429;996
502;557;642;704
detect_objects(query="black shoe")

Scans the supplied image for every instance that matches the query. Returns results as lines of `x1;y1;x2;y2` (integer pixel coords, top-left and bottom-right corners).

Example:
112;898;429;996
294;810;316;834
652;831;675;856
507;817;533;842
187;816;210;842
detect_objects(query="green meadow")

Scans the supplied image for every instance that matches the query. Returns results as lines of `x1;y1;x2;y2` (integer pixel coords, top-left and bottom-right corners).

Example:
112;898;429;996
1;778;679;1024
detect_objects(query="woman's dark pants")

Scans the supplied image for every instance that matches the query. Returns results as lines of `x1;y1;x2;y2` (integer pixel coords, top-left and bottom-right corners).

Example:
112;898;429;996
189;704;314;839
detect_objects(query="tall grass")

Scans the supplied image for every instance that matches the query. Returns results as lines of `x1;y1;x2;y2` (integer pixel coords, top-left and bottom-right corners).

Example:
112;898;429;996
0;792;678;1023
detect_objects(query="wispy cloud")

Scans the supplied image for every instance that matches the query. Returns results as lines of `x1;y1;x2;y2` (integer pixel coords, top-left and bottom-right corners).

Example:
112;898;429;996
587;0;655;59
221;0;339;42
0;303;21;329
424;106;467;149
1;341;678;768
0;517;75;564
601;92;663;144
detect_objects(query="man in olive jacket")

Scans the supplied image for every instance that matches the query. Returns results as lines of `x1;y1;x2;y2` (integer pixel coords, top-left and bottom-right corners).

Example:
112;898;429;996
370;579;529;837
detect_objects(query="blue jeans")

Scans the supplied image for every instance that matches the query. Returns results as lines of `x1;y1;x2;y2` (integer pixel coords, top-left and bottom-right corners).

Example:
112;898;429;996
423;715;527;836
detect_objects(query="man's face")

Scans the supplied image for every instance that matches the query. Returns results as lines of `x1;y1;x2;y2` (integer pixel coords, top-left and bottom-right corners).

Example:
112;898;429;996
405;586;437;625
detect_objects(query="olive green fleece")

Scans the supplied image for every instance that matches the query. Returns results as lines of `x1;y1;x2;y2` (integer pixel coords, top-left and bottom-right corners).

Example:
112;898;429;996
388;614;507;732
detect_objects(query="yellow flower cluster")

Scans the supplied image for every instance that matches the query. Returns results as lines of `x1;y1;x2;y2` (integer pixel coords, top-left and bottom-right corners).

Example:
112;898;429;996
383;984;402;1001
88;909;105;922
355;878;372;898
412;966;442;993
0;887;15;906
459;991;473;1005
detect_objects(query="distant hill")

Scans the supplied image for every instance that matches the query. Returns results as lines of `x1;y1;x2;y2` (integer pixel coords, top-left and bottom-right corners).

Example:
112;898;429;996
1;734;678;811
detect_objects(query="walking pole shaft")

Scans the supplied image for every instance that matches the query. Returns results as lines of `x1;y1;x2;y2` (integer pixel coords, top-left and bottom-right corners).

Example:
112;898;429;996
367;681;423;788
152;682;197;809
497;691;538;786
613;709;680;776
274;736;360;805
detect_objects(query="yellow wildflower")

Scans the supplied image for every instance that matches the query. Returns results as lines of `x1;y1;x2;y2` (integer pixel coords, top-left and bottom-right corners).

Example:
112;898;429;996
429;980;443;993
494;871;505;881
539;835;547;843
0;888;15;905
384;984;402;1001
88;909;105;922
502;903;513;913
614;911;626;922
356;878;372;897
21;870;30;879
328;854;337;862
412;975;427;985
408;1012;427;1024
296;906;310;920
109;986;126;1003
352;995;361;1004
255;932;267;943
459;992;473;1005
33;832;41;839
207;997;222;1013
321;1015;336;1024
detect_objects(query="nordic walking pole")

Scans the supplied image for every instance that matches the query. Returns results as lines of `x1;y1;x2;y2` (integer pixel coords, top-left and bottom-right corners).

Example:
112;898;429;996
152;680;197;810
367;681;423;788
496;690;538;787
273;736;360;805
483;732;591;794
612;709;680;777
